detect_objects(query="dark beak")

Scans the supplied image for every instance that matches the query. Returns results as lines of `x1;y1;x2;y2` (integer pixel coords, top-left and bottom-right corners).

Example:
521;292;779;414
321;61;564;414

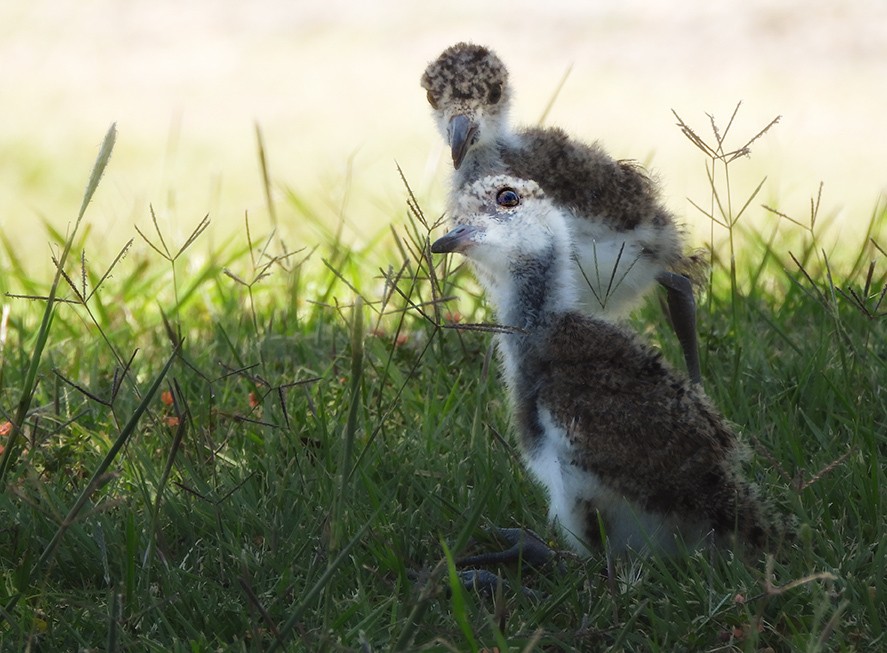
448;114;477;170
430;224;480;254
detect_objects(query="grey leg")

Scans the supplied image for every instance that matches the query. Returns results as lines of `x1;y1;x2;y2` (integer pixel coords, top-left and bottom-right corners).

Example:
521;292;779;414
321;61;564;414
457;527;556;569
656;271;702;385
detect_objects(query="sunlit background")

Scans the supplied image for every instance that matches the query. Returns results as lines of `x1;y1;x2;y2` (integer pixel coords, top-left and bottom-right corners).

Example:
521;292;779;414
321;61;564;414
2;0;885;280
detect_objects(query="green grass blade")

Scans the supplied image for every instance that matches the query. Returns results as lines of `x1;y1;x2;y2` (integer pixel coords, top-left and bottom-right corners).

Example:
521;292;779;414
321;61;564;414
342;297;364;486
442;540;479;652
140;385;189;582
330;297;364;555
255;122;278;230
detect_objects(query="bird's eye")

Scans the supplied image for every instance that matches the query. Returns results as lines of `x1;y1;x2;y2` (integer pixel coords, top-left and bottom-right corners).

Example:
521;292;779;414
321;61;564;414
496;188;520;207
426;90;439;109
488;83;502;104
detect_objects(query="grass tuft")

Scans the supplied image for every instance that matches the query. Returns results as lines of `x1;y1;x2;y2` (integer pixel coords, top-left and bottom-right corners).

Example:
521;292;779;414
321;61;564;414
0;123;117;484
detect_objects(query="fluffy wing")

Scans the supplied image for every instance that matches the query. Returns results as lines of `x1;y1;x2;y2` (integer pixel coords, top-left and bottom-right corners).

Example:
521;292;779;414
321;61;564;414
533;314;769;543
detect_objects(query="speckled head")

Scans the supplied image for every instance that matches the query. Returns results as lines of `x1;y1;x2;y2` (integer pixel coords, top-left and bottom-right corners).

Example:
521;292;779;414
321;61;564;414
432;174;579;325
431;175;558;269
421;43;512;169
448;174;545;226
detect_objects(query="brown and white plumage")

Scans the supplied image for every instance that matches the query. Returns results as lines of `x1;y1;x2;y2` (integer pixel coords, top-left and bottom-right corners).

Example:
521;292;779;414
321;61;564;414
422;43;703;383
431;175;774;555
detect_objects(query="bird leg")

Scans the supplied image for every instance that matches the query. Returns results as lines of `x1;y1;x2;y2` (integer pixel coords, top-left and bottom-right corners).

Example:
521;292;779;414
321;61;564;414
656;271;702;385
457;527;557;569
452;527;560;598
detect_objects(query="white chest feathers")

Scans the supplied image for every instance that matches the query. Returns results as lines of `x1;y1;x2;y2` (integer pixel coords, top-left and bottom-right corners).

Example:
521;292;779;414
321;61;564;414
523;408;708;556
567;218;664;317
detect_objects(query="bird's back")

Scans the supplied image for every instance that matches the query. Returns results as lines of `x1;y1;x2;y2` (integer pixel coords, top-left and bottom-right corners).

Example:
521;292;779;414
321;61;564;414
508;312;773;549
508;127;670;231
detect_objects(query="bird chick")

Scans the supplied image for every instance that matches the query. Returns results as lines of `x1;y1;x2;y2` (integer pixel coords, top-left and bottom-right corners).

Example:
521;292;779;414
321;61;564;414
431;175;775;556
422;42;703;384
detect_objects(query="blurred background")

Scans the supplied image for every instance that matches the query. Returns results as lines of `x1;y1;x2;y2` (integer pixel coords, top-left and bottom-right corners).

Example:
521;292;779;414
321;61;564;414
2;0;885;279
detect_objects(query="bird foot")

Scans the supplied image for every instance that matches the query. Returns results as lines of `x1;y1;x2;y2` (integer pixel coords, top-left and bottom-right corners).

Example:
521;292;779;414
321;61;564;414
457;568;543;599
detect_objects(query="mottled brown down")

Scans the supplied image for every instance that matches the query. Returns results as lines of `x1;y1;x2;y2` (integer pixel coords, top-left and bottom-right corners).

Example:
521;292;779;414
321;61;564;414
511;312;771;548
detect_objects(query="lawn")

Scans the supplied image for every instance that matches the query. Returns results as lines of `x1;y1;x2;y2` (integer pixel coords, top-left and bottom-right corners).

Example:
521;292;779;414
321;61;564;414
0;117;884;652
